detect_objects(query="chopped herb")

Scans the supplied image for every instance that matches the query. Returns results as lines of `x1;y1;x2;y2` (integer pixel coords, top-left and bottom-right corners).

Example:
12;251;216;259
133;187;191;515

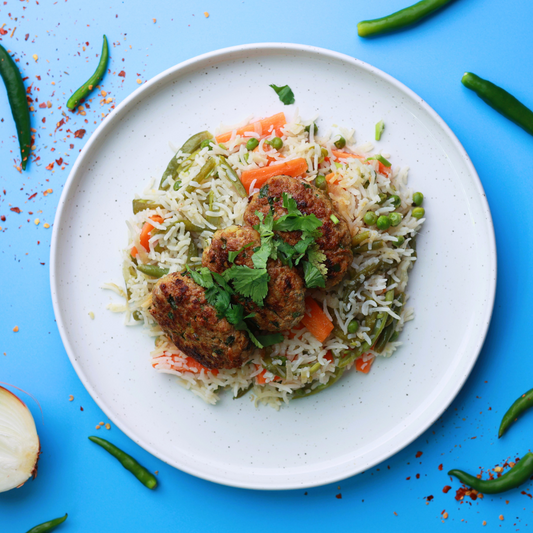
223;265;270;306
167;295;178;310
269;84;295;105
255;332;284;347
303;260;326;289
259;184;270;199
330;214;339;225
228;242;254;263
167;312;174;320
375;120;385;141
225;335;235;346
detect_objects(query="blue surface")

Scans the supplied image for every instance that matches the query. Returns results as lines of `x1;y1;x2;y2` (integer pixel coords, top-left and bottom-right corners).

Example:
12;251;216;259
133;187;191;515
1;0;533;530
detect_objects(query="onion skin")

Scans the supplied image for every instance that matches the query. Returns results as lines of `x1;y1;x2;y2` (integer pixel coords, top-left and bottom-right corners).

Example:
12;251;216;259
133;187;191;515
0;385;40;492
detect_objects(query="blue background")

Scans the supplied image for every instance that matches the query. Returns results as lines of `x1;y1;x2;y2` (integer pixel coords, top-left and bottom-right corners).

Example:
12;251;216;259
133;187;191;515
1;0;533;531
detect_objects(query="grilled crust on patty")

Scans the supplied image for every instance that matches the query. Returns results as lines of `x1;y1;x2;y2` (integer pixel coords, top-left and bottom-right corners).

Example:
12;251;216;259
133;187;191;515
243;175;353;289
150;271;254;369
202;225;306;332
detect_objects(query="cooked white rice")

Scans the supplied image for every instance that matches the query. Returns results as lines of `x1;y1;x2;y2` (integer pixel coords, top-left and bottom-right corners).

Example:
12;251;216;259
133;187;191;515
104;111;424;410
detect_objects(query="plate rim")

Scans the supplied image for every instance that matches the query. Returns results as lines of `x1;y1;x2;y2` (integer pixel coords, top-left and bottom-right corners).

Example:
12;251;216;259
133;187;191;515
50;42;497;490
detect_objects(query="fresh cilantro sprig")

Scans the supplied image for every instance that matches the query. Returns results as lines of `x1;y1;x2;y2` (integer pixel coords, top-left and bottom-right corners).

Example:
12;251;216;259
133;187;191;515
269;84;295;105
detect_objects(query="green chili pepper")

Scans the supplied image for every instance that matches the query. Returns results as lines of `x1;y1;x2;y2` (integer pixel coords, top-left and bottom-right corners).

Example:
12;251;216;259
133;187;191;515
218;156;247;197
137;264;169;278
89;436;157;489
132;199;165;214
351;231;370;247
159;144;203;190
292;367;345;399
67;35;109;110
352;240;383;254
498;388;533;438
448;453;533;494
358;0;455;38
334;136;346;149
25;513;68;533
461;72;533;137
366;154;391;167
233;382;254;399
0;44;31;170
184;157;217;194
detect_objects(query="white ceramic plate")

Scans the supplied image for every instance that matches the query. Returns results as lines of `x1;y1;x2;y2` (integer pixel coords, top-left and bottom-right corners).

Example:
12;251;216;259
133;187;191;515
50;43;496;490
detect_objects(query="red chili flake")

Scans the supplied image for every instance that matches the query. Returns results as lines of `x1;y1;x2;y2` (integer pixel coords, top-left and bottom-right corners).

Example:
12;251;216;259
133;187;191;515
406;477;411;480
438;464;443;471
0;215;5;221
42;117;46;123
0;28;7;36
455;487;468;501
416;451;423;458
10;207;21;213
80;406;84;411
69;144;74;149
55;157;64;166
335;493;342;499
28;193;37;200
55;118;66;132
74;128;86;139
521;491;533;499
25;33;29;41
40;262;45;265
38;102;47;109
416;474;420;479
45;163;54;170
26;83;33;94
118;70;126;77
424;495;434;502
443;485;452;494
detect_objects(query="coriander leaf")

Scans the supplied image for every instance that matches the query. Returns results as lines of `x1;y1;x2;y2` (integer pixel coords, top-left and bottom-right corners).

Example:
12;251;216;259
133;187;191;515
303;260;326;289
259;184;269;199
225;304;245;326
255;333;284;347
275;238;296;267
251;240;272;270
294;236;315;255
186;266;214;289
223;265;270;306
269;84;295;105
282;192;299;216
246;328;264;349
211;271;234;295
307;244;328;276
228;242;254;263
205;285;231;317
273;212;322;233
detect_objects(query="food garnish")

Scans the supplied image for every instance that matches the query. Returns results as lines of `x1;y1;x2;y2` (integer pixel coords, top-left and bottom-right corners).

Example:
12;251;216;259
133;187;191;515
269;84;295;105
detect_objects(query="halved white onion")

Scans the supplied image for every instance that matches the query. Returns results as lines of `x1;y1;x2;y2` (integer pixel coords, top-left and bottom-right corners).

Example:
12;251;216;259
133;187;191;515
0;385;40;492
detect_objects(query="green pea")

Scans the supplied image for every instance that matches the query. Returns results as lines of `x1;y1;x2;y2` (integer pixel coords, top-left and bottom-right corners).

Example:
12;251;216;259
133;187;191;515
334;136;346;149
268;137;283;150
200;139;214;150
392;235;405;247
314;175;327;191
347;320;360;334
376;215;391;230
412;207;425;219
389;195;401;207
413;192;424;206
389;212;403;227
363;211;377;226
305;123;318;135
173;180;182;191
246;138;259;151
377;193;388;204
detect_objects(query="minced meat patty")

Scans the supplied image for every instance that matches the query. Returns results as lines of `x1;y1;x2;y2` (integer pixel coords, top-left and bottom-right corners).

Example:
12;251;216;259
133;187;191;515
243;175;353;289
150;271;254;369
202;225;306;332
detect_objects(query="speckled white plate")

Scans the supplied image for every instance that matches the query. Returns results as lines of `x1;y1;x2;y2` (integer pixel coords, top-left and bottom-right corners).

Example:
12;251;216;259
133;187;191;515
50;43;496;490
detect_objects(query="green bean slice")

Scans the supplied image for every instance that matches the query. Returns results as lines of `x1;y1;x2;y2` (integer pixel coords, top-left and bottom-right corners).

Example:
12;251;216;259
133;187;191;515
351;231;370;247
233;382;254;399
352;240;383;254
137;264;169;278
132;199;165;214
184;157;217;194
292;367;345;399
218;156;247;197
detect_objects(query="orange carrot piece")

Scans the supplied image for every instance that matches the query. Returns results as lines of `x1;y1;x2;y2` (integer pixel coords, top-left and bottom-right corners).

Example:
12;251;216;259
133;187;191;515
185;356;219;376
355;355;375;374
324;351;334;363
153;352;218;376
131;215;164;257
256;368;268;385
240;157;308;193
331;149;390;176
215;112;286;144
301;296;334;343
325;172;336;182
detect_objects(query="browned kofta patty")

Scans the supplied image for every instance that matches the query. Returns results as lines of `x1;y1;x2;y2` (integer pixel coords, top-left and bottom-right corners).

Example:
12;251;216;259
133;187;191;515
243;175;353;289
202;225;306;332
150;271;254;370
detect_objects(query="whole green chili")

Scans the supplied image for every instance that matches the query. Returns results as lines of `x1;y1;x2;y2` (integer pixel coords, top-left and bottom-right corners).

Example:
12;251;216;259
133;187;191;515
358;0;455;38
67;35;109;110
448;453;533;494
89;436;158;489
0;44;31;170
498;388;533;438
461;72;533;137
25;513;68;533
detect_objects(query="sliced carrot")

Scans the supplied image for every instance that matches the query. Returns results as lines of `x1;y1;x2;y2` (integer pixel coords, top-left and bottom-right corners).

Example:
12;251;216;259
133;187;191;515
355;354;375;374
131;215;163;257
240;157;308;193
185;356;219;376
331;149;391;176
301;296;334;343
216;112;286;144
324;351;334;363
325;172;336;182
253;142;277;164
256;368;268;385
